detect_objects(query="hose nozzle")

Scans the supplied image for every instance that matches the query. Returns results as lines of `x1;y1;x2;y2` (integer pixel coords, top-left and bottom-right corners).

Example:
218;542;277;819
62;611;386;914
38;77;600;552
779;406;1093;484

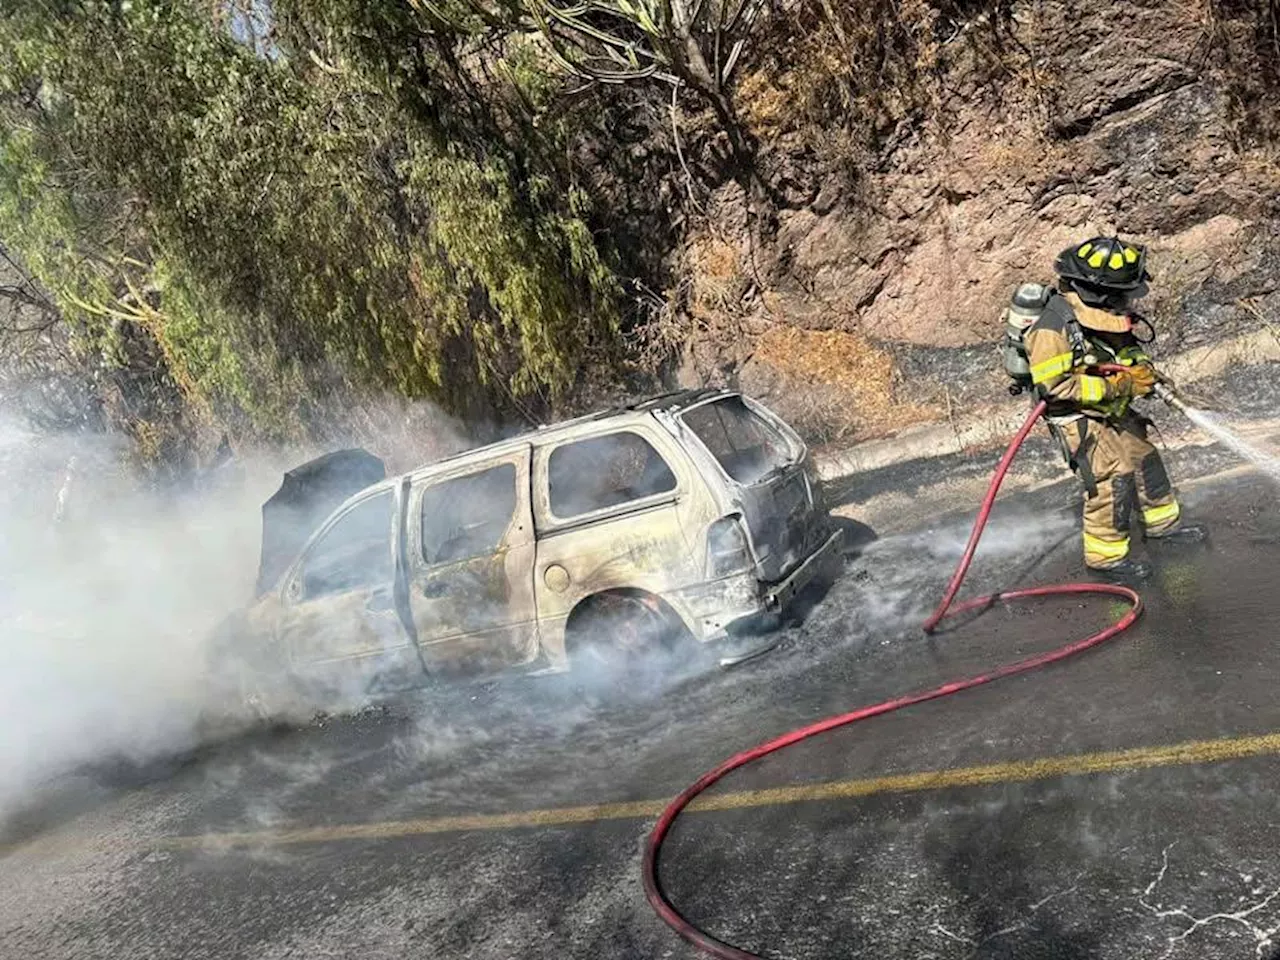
1152;379;1187;412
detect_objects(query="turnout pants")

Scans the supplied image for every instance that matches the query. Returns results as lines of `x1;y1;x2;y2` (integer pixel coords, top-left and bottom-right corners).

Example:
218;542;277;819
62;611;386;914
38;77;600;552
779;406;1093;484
1061;414;1182;569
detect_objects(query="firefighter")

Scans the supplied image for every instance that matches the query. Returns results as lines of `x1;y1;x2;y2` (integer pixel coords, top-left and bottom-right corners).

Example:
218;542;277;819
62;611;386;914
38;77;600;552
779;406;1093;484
1024;236;1206;582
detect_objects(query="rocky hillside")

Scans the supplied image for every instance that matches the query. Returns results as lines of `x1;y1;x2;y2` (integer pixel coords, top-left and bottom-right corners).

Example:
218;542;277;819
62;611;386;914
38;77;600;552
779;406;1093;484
674;0;1280;447
2;1;1278;471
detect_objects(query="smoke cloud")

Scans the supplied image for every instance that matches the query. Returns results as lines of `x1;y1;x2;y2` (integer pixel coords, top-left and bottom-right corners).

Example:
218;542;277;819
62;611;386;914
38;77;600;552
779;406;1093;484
0;395;485;829
0;420;274;822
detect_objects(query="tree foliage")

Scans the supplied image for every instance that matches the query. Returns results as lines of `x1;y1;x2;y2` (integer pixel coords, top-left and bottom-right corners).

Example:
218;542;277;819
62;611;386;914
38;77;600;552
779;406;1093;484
0;0;623;443
0;0;1100;461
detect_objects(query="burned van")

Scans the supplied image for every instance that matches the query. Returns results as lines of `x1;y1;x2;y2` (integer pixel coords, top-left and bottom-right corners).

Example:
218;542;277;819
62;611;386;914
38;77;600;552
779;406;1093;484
218;390;843;715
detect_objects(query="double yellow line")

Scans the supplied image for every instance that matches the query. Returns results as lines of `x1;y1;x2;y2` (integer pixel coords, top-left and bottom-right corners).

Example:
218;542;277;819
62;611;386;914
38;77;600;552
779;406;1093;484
164;730;1280;850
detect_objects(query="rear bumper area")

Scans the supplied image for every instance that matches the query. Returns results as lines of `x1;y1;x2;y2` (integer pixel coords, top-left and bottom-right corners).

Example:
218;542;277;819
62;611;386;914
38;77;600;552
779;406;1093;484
673;527;845;646
762;528;844;612
708;528;844;667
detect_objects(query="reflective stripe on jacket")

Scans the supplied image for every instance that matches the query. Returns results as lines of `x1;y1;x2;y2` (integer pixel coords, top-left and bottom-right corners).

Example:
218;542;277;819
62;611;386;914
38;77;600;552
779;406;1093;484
1024;293;1150;420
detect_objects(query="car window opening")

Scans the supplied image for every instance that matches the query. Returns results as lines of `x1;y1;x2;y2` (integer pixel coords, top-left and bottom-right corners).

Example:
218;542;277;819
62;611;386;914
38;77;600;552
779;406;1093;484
299;490;394;599
682;396;792;484
548;432;676;518
421;463;518;565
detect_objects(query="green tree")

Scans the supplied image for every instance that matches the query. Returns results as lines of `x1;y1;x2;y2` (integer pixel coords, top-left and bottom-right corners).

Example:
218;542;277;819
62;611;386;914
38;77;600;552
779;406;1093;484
0;0;623;448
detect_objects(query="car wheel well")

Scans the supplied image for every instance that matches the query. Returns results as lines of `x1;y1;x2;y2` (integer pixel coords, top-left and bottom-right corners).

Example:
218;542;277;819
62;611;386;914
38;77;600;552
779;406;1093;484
563;589;688;657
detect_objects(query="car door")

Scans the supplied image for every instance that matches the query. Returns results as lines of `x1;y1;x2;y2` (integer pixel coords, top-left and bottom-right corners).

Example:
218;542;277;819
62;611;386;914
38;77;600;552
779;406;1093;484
276;488;426;696
405;449;539;677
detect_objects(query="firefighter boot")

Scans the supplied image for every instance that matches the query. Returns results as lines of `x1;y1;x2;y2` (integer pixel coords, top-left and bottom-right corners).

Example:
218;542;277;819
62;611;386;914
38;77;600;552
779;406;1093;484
1146;522;1208;545
1088;556;1153;584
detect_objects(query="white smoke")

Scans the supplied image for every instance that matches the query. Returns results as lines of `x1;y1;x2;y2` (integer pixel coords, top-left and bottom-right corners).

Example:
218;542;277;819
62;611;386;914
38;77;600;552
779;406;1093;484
0;421;282;822
0;392;488;828
886;508;1076;564
0;400;717;833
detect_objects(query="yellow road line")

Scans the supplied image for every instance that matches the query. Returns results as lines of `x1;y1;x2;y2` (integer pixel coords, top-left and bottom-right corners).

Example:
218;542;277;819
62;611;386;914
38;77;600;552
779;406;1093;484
164;730;1280;850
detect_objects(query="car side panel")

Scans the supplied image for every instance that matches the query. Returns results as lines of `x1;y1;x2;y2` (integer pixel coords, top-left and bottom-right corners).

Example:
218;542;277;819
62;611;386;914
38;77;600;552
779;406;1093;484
530;421;711;665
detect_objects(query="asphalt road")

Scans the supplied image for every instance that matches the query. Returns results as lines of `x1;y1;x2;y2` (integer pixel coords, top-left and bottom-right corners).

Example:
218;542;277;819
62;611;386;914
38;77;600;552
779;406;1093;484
7;458;1280;960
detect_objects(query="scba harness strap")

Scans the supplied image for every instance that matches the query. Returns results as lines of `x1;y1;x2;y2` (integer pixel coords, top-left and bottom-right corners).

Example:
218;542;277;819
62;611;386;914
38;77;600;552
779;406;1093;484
1072;420;1100;500
1046;416;1099;500
1064;310;1089;370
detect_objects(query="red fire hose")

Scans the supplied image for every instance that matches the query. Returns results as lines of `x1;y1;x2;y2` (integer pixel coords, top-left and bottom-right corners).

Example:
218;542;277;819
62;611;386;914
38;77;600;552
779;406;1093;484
642;397;1144;960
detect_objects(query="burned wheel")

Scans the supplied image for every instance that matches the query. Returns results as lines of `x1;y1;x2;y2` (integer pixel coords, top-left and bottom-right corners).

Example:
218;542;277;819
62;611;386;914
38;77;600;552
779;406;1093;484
567;592;686;680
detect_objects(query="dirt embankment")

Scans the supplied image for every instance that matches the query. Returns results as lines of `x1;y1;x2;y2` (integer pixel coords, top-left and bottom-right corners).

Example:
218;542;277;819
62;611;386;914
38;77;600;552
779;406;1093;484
672;0;1280;451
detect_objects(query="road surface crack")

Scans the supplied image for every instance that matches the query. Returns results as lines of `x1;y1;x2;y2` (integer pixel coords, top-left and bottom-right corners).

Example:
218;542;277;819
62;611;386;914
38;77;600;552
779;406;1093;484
1137;843;1280;959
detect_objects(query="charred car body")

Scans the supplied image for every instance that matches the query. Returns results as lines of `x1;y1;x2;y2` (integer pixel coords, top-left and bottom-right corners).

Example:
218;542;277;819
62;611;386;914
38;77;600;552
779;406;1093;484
220;390;843;714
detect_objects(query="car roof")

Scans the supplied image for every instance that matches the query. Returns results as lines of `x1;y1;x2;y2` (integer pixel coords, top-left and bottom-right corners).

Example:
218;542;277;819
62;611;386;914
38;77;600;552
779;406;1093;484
348;387;734;500
265;389;749;591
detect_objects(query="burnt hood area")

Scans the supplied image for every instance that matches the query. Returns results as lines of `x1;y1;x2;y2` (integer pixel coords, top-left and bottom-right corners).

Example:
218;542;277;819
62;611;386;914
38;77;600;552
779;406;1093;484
256;448;386;597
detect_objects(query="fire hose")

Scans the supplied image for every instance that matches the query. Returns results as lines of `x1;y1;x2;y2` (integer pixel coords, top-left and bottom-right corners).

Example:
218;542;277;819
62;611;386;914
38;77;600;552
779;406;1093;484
643;366;1168;960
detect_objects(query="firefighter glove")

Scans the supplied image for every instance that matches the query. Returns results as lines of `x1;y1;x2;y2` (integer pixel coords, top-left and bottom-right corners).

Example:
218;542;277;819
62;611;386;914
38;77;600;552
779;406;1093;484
1105;369;1136;398
1128;364;1157;397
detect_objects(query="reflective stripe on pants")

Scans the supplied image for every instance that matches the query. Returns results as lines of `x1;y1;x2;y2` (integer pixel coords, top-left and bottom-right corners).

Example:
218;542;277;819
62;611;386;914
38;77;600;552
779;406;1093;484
1142;500;1182;533
1083;532;1130;566
1065;415;1181;569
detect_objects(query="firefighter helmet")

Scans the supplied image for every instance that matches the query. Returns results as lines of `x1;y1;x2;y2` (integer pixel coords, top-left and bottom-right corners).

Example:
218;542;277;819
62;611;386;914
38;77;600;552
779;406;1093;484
1054;236;1149;292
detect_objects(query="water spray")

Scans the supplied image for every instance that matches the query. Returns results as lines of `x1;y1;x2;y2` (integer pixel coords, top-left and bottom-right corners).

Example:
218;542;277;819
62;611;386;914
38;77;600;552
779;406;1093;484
1140;368;1280;482
1151;377;1280;483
